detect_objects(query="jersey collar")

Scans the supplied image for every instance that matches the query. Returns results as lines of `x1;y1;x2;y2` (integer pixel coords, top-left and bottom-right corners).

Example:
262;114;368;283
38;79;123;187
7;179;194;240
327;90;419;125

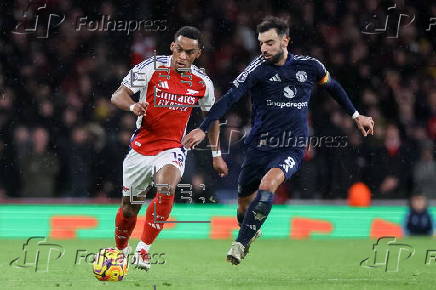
285;53;293;65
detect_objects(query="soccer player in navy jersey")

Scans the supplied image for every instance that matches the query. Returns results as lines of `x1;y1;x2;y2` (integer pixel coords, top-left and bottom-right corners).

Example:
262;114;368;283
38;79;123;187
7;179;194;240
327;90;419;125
182;16;374;265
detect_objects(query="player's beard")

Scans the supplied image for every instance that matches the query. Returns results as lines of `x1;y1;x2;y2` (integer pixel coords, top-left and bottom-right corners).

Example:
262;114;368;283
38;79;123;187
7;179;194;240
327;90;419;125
264;48;284;64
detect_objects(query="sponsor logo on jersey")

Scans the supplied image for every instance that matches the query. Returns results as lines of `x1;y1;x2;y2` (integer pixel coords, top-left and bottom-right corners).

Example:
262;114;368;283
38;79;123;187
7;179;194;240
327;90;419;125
186;88;199;95
266;99;308;109
154;88;199;111
296;71;307;82
284;86;297;99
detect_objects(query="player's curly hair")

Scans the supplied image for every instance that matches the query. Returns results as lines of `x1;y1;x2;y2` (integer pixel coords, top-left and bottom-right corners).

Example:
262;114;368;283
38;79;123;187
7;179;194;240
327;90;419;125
174;26;204;49
257;16;289;36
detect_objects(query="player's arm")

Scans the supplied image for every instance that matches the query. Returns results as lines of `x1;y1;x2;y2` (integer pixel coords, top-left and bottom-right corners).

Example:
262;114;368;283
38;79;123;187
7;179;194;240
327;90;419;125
182;57;261;148
193;76;228;176
182;87;249;148
112;58;155;116
111;85;148;116
204;115;228;177
316;63;374;136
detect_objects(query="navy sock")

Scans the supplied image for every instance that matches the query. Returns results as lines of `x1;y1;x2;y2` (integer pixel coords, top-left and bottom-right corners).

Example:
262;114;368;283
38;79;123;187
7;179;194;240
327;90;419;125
236;190;273;246
237;211;245;227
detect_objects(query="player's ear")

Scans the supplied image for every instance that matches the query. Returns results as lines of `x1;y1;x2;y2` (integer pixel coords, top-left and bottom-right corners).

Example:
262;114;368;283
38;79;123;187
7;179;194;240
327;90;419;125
195;48;202;59
282;35;290;47
170;42;176;53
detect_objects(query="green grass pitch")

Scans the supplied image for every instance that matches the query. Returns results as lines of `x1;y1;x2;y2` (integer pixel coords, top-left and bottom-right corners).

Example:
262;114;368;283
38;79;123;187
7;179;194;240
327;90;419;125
2;238;435;290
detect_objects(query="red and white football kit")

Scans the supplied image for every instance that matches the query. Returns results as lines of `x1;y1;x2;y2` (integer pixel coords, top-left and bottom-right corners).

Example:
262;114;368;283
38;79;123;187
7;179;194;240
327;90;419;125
120;55;214;196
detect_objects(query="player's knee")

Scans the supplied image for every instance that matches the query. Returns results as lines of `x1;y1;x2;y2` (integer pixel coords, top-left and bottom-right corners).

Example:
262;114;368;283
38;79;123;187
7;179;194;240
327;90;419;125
156;184;176;196
122;204;140;218
258;179;277;193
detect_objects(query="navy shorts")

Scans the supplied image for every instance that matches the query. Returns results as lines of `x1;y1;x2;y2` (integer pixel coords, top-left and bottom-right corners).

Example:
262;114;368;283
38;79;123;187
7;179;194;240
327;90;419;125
237;147;304;197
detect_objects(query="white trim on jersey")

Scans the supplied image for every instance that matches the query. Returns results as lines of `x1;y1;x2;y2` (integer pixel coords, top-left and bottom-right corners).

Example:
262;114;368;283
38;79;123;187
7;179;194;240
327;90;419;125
293;54;327;74
191;65;215;111
232;55;265;88
121;55;170;129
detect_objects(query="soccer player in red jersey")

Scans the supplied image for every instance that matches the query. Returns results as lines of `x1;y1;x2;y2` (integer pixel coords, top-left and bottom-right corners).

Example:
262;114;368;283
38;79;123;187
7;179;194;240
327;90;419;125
111;26;228;270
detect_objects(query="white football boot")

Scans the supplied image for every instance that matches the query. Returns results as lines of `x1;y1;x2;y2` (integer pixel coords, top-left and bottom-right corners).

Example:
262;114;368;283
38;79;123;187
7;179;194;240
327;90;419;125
133;243;151;270
226;241;245;265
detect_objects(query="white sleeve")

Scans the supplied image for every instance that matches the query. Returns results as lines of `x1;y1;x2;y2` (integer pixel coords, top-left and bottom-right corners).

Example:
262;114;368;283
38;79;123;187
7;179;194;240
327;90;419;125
198;77;215;111
121;58;155;94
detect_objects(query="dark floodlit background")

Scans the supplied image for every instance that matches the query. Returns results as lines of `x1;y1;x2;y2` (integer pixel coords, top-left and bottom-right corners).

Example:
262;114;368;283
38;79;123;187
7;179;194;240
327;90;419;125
0;0;435;203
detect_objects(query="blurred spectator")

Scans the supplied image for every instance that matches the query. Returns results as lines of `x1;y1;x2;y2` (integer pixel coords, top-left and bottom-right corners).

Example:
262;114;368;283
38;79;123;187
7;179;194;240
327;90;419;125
405;195;433;236
21;128;59;197
99;129;131;198
64;126;92;197
413;142;436;198
367;124;414;198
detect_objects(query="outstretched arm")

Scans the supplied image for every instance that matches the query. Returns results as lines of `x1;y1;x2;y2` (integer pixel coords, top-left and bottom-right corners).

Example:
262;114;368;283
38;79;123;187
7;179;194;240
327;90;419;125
182;56;263;149
182;87;244;148
322;78;374;136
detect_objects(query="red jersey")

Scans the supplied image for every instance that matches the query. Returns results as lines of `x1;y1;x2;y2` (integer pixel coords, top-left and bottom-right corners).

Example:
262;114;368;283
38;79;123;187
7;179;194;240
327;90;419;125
121;55;214;156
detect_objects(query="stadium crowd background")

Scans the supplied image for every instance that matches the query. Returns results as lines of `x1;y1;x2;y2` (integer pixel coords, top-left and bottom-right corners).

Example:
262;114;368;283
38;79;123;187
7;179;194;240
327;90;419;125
0;0;435;202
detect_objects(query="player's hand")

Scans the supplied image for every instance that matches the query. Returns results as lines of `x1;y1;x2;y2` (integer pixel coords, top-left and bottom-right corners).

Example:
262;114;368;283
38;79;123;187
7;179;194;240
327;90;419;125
354;115;374;137
212;156;228;177
131;102;149;116
181;128;206;149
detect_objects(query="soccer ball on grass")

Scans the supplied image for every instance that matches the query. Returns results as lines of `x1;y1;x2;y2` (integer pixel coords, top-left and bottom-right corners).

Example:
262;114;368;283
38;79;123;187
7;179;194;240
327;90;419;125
92;248;128;281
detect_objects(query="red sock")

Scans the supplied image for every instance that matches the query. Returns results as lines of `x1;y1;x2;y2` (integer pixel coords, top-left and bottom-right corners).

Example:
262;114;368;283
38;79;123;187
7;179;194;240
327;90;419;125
115;207;137;250
141;193;175;245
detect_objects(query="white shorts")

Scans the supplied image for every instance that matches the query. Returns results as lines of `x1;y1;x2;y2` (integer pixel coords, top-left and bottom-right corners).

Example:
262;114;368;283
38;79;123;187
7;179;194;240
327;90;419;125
122;147;187;197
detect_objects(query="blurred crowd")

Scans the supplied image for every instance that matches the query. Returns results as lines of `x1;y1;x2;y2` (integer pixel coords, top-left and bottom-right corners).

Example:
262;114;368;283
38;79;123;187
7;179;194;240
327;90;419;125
0;0;435;201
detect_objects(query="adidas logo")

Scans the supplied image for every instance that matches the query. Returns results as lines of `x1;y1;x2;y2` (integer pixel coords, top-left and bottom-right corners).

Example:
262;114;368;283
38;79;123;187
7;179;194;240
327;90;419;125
159;81;169;89
269;74;281;82
148;222;161;230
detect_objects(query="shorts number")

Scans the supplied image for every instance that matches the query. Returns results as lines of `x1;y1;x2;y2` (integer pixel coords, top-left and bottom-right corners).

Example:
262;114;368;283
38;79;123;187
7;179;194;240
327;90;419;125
281;156;295;173
172;152;185;163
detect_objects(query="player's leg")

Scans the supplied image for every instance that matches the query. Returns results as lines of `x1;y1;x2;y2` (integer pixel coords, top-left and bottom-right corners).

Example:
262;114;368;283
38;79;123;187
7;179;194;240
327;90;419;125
115;196;142;254
227;158;264;264
228;150;304;264
115;149;153;258
236;154;264;227
134;164;181;270
227;168;284;265
237;192;262;256
236;168;284;243
135;147;186;270
237;194;256;226
140;164;181;246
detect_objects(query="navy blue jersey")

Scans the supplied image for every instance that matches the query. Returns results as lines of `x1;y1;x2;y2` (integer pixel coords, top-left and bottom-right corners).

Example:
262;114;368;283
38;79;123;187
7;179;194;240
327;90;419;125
405;209;433;236
200;53;356;152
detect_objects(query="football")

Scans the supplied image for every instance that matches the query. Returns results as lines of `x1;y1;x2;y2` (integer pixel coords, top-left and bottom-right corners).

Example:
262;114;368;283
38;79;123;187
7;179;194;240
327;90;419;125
92;248;128;281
